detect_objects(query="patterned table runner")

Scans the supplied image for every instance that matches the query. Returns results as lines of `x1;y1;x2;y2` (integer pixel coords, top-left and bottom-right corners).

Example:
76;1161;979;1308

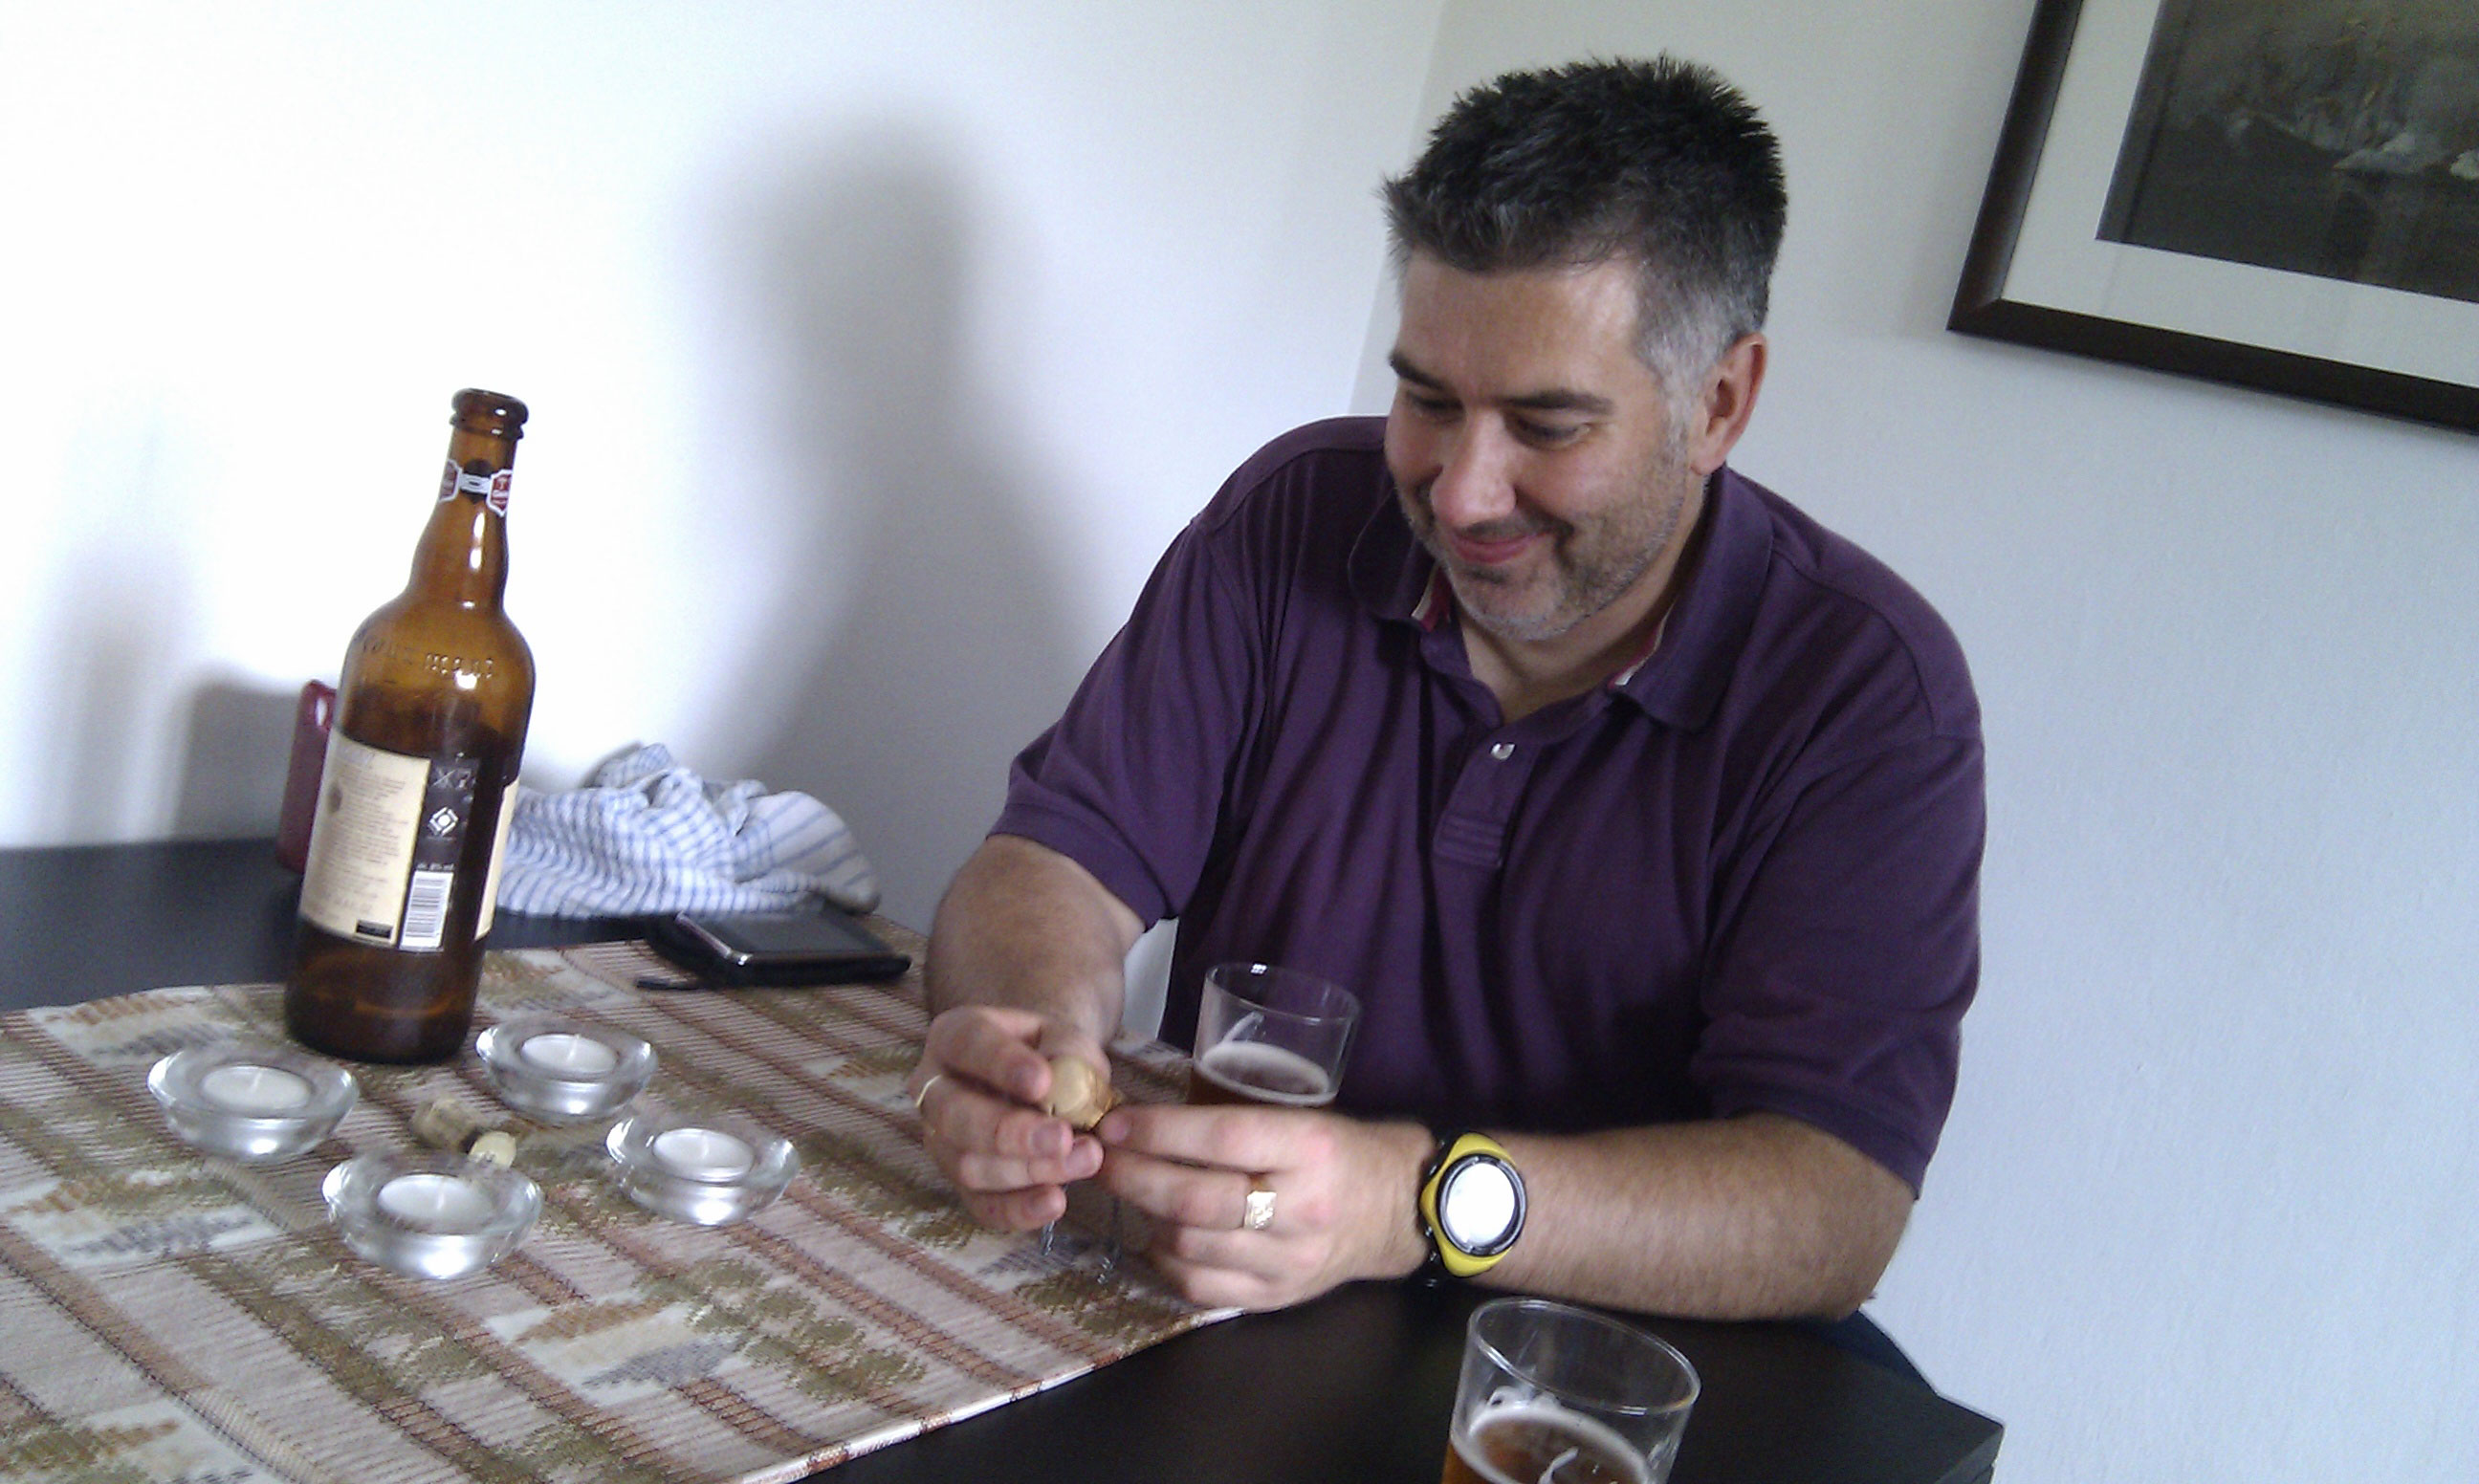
0;934;1222;1483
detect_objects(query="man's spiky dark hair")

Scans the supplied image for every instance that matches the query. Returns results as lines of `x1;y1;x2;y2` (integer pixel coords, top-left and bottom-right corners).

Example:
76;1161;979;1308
1383;56;1787;381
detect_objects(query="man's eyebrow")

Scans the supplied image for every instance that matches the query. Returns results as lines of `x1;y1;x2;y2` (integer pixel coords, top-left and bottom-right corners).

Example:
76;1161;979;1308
1386;352;1613;417
1503;388;1614;416
1387;351;1444;390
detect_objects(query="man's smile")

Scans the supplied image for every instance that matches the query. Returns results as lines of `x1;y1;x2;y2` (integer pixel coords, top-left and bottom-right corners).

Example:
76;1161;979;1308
1442;524;1547;570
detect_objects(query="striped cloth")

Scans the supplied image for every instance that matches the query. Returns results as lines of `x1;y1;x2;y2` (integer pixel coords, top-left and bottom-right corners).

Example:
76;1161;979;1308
497;744;881;917
0;939;1223;1484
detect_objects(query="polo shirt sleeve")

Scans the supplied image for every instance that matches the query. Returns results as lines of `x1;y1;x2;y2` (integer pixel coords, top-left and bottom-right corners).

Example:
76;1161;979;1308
1691;726;1985;1193
990;509;1261;928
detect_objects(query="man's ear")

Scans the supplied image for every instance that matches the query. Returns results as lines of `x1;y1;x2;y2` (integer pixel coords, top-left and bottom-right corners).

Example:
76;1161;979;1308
1684;333;1766;476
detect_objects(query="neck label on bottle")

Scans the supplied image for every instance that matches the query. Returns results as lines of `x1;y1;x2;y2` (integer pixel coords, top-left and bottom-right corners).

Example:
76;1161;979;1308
438;460;514;515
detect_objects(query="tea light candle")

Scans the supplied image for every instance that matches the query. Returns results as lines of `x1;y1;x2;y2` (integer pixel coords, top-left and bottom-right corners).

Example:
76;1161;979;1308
151;1044;356;1162
606;1112;796;1225
197;1062;314;1115
327;1151;539;1279
518;1032;620;1078
650;1126;755;1180
477;1017;655;1124
377;1171;497;1231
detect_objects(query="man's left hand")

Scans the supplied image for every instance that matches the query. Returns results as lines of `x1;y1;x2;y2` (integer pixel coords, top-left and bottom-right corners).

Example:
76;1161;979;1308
1092;1103;1434;1310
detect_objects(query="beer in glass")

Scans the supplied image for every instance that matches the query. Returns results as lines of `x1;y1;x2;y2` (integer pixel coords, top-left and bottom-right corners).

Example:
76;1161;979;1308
1441;1298;1697;1484
1185;962;1358;1107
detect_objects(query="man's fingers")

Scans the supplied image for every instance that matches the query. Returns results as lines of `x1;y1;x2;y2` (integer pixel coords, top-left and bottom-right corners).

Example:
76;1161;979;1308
907;1008;1127;1237
920;1074;1095;1168
922;1007;1059;1105
1152;1212;1287;1270
960;1184;1069;1233
1098;1145;1261;1232
954;1139;1103;1192
1146;1250;1284;1311
920;1006;1113;1112
1097;1102;1328;1176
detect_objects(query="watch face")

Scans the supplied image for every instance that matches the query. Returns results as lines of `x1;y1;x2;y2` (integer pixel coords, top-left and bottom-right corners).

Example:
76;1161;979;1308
1438;1155;1523;1256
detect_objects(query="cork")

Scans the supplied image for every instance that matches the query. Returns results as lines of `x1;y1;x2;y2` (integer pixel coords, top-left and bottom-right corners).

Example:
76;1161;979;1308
412;1099;520;1168
1042;1056;1118;1130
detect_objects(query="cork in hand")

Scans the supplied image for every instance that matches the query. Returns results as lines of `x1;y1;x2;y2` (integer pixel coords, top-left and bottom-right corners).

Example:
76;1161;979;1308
1042;1055;1119;1130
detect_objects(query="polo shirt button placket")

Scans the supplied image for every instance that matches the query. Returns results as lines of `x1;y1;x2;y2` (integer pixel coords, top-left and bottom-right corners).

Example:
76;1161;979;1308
1434;733;1534;869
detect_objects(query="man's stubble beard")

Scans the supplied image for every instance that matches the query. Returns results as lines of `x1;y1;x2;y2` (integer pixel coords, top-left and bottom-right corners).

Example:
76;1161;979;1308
1409;437;1697;646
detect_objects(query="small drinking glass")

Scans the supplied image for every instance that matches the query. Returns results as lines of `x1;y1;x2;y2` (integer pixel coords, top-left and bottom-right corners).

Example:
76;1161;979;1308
1441;1298;1700;1484
1187;962;1359;1108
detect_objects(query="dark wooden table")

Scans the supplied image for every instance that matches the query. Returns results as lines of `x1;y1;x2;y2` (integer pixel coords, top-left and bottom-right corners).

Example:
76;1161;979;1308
0;838;2002;1484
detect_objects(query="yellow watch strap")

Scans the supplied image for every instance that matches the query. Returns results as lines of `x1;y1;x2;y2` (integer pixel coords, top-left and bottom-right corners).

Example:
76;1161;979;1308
1418;1131;1521;1278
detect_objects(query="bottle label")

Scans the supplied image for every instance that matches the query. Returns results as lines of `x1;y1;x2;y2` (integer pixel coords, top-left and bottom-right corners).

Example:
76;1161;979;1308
298;733;482;952
474;780;516;938
437;459;514;514
401;755;481;949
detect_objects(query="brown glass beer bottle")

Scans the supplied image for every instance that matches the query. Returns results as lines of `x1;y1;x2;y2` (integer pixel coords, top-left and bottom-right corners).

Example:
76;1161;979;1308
285;389;535;1063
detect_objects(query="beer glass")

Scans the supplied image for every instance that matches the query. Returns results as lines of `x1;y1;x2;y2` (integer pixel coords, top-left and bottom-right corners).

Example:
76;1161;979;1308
1187;962;1359;1107
1441;1298;1699;1484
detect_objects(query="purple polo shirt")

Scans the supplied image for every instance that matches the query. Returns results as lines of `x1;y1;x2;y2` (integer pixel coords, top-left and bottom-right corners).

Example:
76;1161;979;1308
995;418;1982;1189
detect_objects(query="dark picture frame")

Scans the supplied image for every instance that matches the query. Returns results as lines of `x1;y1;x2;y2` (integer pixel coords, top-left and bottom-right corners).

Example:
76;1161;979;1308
1950;0;2479;434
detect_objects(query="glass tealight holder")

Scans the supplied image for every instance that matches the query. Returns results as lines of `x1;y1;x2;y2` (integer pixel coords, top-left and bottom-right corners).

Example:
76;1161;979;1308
323;1149;541;1280
606;1107;798;1226
474;1015;655;1124
147;1041;358;1162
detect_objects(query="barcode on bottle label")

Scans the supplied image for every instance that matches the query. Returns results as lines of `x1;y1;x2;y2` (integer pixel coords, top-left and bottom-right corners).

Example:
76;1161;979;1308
399;868;455;950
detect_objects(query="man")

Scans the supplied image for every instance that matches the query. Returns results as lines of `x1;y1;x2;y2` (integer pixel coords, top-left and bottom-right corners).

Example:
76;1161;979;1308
908;57;1983;1320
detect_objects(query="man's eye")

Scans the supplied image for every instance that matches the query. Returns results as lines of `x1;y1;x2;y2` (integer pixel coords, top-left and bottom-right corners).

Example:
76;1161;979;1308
1406;393;1458;419
1516;420;1585;446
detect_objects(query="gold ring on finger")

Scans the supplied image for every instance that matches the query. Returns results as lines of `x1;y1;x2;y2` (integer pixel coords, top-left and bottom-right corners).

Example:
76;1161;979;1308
1243;1174;1277;1233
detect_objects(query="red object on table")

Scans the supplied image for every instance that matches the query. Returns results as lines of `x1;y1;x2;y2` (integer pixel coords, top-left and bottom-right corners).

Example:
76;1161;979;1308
274;680;336;872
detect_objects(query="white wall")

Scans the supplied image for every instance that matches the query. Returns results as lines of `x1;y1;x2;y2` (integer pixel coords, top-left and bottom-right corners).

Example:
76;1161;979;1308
0;0;1442;929
1385;5;2474;1481
11;4;2475;1480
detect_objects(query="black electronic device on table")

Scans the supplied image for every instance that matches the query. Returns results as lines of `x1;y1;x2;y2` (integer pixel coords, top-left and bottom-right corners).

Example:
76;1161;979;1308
648;906;912;986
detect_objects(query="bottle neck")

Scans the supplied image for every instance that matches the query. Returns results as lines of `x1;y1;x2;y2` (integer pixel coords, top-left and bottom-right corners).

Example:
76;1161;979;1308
406;426;516;609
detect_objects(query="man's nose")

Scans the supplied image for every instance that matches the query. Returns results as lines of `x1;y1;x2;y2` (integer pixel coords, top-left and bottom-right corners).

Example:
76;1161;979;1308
1427;424;1517;530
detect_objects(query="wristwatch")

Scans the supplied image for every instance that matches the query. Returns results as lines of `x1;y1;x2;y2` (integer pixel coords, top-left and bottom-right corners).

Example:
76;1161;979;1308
1417;1130;1525;1280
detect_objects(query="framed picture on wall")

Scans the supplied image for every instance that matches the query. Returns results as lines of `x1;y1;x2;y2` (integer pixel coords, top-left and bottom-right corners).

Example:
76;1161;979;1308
1950;0;2479;433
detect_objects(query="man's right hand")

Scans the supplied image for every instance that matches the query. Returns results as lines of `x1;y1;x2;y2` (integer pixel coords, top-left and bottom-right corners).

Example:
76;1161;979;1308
909;1005;1109;1231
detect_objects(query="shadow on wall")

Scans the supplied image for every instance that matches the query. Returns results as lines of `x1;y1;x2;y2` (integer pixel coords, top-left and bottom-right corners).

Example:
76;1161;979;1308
40;580;175;840
169;681;300;840
720;127;1085;931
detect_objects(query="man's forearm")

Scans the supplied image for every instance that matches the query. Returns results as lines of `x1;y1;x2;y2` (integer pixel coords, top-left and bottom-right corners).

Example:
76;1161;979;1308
1096;1102;1912;1319
926;835;1143;1044
1481;1114;1913;1320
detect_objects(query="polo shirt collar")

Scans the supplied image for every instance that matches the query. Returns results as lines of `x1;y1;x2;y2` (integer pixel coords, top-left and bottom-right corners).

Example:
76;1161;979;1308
1611;468;1770;731
1349;484;1436;626
1349;467;1772;732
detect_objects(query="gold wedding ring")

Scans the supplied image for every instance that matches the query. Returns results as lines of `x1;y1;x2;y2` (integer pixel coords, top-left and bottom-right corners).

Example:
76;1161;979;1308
910;1073;945;1114
1243;1176;1277;1232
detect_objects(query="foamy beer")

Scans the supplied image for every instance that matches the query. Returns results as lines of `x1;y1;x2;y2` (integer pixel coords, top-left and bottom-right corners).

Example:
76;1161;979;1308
1442;1299;1699;1484
1188;1040;1335;1107
1186;963;1358;1107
